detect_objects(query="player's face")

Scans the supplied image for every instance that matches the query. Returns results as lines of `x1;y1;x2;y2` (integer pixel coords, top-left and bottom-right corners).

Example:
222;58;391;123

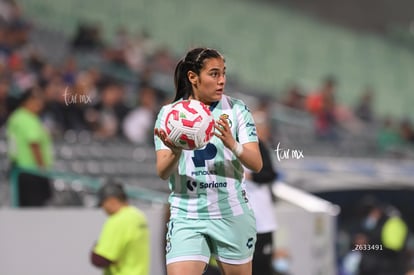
101;198;117;215
189;57;226;105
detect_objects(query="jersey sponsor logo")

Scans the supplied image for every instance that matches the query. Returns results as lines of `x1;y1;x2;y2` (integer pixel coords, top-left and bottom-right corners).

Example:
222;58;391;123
192;143;217;167
199;181;227;189
186;180;197;191
186;180;228;191
241;190;249;203
246;122;255;127
191;170;218;176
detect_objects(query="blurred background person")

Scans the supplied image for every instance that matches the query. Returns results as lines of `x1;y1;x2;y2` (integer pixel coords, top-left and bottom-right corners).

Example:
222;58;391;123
272;248;291;275
6;87;53;206
399;118;414;145
407;269;414;275
91;181;150;275
306;76;338;140
356;197;409;275
281;84;306;111
245;104;279;275
85;79;130;139
339;233;368;275
122;85;158;145
354;87;375;125
0;75;18;127
376;115;403;154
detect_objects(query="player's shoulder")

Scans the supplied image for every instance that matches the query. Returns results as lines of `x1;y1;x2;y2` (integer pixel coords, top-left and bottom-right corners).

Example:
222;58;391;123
159;102;174;111
159;99;186;112
222;95;251;112
156;102;175;119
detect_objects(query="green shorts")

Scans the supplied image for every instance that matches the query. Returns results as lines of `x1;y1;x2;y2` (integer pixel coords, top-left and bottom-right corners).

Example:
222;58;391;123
165;210;256;265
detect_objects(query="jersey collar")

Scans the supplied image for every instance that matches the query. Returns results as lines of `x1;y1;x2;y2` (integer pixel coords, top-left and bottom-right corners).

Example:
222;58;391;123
209;101;219;111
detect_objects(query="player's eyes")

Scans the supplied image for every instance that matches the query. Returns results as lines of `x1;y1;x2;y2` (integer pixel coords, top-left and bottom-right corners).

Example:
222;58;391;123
210;71;225;78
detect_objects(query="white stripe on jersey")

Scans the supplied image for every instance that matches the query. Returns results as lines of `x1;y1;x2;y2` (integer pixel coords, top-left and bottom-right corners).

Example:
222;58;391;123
206;184;221;219
223;145;245;217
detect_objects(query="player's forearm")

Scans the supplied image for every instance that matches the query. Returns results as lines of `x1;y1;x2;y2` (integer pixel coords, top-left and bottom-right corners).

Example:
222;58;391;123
90;251;112;268
156;149;182;180
236;143;263;173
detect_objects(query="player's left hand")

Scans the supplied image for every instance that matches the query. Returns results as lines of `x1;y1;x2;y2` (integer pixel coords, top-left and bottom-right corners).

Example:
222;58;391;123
214;115;236;150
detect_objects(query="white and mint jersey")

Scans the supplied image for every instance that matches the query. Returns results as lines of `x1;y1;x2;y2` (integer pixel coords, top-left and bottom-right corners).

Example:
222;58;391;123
154;95;258;219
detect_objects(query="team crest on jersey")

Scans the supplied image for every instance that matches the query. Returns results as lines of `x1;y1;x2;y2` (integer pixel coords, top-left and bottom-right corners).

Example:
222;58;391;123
220;114;232;128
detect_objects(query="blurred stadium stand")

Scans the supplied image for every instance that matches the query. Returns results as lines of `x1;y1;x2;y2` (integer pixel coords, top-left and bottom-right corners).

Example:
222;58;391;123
17;0;414;121
0;128;168;207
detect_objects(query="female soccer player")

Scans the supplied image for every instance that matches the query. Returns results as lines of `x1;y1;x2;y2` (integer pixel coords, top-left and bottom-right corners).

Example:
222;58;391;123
154;47;263;275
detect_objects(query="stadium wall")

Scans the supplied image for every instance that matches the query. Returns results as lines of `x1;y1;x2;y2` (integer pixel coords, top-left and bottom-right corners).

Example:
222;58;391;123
0;206;166;275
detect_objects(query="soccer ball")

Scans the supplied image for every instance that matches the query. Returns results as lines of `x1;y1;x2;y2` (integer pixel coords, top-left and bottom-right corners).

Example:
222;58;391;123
165;99;215;150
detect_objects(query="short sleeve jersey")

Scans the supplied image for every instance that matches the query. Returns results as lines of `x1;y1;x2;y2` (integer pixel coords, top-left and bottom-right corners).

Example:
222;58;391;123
94;206;150;275
154;95;258;219
6;108;53;169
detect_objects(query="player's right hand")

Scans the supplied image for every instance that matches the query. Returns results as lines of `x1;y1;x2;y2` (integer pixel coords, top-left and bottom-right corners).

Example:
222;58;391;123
154;128;182;154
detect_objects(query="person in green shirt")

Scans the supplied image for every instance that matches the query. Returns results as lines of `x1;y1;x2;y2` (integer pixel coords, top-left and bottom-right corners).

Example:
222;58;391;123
91;181;150;275
6;87;53;206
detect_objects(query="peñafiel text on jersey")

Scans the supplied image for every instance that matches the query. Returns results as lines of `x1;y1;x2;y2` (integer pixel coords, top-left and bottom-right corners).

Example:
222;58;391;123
191;170;218;176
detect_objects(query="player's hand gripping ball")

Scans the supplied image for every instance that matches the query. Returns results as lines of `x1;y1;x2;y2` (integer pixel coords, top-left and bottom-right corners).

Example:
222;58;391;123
165;99;215;150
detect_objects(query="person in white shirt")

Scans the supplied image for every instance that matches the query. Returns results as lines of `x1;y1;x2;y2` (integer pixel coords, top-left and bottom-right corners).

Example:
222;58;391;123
245;109;278;275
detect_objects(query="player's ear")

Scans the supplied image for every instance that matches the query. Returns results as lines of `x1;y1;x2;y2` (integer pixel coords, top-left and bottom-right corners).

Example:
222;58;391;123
187;71;198;85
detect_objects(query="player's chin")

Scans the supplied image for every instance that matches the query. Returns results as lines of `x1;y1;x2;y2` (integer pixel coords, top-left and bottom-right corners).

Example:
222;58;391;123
212;93;223;101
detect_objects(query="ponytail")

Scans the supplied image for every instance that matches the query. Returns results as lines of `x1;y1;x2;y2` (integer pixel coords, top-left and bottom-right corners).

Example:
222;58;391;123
173;59;192;102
